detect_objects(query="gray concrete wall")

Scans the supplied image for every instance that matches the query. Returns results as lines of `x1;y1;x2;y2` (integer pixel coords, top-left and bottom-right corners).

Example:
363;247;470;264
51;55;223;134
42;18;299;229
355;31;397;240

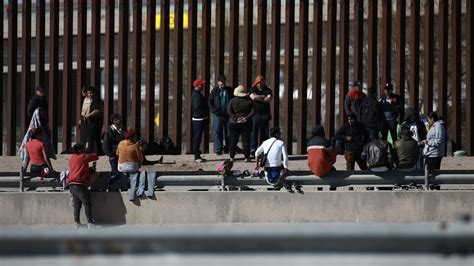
1;191;474;224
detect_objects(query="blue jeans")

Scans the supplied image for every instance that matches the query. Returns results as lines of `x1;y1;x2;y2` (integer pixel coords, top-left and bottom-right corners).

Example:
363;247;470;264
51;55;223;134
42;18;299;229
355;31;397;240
251;113;270;150
127;172;141;201
213;114;229;153
192;120;206;160
108;156;122;179
137;171;157;197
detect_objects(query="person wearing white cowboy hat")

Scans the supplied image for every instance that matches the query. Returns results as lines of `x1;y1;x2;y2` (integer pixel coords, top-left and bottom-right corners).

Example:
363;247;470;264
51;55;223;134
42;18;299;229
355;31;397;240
227;85;255;162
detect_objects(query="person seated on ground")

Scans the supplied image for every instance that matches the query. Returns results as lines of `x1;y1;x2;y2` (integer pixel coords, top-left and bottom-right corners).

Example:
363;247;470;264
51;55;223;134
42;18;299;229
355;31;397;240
306;125;336;177
393;127;419;171
361;133;394;172
22;128;56;177
400;107;427;170
255;127;297;192
67;144;99;228
335;113;369;171
116;129;145;200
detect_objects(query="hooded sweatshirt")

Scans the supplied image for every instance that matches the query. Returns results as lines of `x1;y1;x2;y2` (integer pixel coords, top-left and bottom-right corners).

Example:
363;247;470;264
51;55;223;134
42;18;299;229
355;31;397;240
307;125;336;176
344;88;366;115
423;120;447;158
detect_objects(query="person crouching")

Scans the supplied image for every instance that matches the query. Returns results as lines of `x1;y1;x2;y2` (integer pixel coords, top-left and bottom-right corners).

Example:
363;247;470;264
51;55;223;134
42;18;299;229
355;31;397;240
67;144;99;228
255;127;293;192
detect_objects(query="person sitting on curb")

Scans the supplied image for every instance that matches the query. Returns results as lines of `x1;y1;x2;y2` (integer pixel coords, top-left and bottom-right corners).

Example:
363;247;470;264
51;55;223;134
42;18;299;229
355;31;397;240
22;128;56;177
116;129;145;201
393;126;419;171
255;127;298;192
67;144;99;228
361;134;394;172
335;113;369;171
307;125;337;177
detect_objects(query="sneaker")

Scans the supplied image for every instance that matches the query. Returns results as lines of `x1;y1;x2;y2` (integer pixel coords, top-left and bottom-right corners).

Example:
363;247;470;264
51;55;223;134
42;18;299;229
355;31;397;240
244;158;253;163
283;182;294;193
216;151;223;156
194;158;207;163
75;223;82;229
294;183;303;193
87;223;96;229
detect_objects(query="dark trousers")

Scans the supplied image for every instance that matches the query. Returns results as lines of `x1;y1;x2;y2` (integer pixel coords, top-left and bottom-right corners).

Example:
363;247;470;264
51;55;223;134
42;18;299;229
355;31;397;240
213;114;230;153
425;157;442;170
251;113;270;150
381;119;398;142
82;123;104;155
344;150;368;171
229;122;251;160
70;184;93;224
366;126;380;142
192;120;206;160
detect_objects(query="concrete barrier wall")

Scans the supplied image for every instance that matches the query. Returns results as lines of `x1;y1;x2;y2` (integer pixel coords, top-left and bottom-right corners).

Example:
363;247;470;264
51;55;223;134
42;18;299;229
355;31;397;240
1;191;474;224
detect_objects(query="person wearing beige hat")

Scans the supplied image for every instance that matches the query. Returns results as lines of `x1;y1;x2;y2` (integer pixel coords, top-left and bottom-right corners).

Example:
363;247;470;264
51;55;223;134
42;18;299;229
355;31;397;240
249;75;273;155
227;85;255;162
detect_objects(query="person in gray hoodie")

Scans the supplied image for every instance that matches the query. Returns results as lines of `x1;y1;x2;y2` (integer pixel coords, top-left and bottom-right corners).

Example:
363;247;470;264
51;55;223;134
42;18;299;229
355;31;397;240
423;112;447;170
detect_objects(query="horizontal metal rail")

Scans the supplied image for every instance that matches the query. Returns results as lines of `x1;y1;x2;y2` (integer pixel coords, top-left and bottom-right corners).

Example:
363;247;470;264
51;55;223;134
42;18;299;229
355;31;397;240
0;223;474;255
1;169;473;192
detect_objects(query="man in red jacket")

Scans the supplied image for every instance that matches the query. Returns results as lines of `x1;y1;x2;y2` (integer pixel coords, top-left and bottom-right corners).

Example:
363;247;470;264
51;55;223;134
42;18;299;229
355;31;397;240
68;144;99;228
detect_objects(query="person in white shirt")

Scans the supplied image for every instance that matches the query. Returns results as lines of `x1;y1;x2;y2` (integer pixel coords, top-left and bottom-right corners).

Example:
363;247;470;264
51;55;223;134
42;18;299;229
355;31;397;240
255;127;296;192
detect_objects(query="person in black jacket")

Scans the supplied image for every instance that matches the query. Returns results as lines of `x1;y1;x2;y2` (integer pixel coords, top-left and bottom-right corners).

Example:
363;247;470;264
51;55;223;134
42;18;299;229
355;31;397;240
192;79;209;162
27;86;49;125
208;74;233;155
356;88;383;141
102;113;124;182
79;86;104;155
335;113;369;170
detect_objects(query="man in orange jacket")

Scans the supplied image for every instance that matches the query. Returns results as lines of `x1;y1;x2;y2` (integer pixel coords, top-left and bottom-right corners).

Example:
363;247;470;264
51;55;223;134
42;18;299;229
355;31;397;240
307;125;337;177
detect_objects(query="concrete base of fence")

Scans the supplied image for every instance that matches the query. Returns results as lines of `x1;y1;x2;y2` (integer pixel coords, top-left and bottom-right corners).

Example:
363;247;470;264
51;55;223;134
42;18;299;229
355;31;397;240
1;191;474;225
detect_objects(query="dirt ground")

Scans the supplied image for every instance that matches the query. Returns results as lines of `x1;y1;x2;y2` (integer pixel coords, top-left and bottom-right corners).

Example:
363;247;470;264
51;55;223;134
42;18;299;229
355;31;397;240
4;153;474;173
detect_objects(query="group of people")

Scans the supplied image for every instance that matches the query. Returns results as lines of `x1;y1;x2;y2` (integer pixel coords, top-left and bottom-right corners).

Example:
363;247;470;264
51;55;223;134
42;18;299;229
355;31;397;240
192;74;273;163
307;81;448;177
18;77;449;226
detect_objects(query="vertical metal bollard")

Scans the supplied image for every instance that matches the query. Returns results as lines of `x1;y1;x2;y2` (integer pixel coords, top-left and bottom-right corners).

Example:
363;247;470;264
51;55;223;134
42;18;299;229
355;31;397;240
19;167;24;192
424;164;430;191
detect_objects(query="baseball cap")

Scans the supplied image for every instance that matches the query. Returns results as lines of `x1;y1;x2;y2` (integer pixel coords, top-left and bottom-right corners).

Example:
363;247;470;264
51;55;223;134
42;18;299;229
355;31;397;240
193;79;206;88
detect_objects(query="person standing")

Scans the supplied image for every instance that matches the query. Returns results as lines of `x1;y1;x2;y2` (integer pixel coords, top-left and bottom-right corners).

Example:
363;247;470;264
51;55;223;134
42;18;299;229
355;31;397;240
307;125;337;177
67;144;99;228
27;86;48;124
379;82;402;142
423;112;447;170
344;80;366;115
227;85;255;162
249;75;273;154
102;113;124;183
335;113;369;171
79;86;104;155
192;79;209;162
208;74;233;155
356;87;383;141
